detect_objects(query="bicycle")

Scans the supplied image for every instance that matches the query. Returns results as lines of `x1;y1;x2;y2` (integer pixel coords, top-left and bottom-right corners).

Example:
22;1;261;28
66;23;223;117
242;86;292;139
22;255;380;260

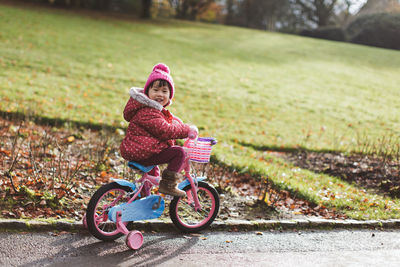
83;137;220;250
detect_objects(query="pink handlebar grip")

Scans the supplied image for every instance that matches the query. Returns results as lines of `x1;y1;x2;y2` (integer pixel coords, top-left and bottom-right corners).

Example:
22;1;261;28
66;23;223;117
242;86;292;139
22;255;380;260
188;125;198;140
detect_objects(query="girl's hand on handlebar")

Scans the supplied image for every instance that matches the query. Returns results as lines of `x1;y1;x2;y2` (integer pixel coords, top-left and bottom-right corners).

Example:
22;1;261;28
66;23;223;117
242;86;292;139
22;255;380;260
188;125;198;140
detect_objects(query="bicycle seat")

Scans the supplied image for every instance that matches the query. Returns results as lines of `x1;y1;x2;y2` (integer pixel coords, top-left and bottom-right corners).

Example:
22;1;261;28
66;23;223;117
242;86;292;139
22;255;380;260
128;161;155;173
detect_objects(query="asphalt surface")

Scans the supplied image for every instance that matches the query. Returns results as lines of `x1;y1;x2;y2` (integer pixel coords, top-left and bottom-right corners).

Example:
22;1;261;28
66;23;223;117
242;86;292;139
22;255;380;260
2;217;400;266
1;229;400;266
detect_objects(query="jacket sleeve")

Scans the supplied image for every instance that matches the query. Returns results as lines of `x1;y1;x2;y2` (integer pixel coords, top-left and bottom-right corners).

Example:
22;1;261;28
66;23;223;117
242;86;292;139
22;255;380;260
135;108;190;140
172;114;183;124
123;98;136;122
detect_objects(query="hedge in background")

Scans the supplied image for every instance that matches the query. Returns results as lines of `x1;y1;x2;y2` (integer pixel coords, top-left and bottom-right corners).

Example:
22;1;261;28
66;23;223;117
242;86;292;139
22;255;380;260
300;26;346;42
346;13;400;50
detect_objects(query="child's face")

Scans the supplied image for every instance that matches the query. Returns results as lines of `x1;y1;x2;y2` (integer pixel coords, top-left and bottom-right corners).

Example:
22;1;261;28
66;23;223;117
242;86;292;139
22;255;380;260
148;81;170;107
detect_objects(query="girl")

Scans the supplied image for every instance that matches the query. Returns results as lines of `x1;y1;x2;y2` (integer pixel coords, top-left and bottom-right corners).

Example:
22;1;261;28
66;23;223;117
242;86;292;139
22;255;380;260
120;63;197;197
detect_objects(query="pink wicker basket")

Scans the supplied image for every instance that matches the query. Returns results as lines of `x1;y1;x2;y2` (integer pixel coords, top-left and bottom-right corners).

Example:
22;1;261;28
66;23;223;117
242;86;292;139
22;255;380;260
185;137;217;163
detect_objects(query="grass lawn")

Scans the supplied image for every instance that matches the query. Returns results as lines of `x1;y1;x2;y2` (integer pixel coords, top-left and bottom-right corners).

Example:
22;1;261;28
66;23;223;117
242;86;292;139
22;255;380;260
1;3;400;219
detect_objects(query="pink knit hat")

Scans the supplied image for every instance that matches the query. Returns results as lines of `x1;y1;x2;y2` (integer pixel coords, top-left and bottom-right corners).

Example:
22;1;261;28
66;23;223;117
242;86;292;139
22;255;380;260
144;63;175;99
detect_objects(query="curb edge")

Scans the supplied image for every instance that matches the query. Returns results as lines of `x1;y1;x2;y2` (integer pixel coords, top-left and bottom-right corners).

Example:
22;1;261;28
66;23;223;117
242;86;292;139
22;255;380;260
1;218;400;233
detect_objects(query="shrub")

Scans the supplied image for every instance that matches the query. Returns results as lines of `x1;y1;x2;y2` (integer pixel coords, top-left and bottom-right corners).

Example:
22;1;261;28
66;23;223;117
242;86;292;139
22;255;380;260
300;27;346;42
346;13;400;50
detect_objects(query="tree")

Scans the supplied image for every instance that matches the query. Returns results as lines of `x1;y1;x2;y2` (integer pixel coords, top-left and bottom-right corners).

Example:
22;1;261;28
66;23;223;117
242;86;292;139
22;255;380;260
358;0;400;15
224;0;289;31
346;12;400;50
170;0;215;20
197;2;223;22
225;0;235;25
142;0;152;18
291;0;338;27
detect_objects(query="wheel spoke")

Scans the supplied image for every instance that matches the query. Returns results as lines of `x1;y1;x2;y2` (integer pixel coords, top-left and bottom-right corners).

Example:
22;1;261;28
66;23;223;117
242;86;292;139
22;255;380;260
87;183;132;240
94;214;103;224
175;186;214;226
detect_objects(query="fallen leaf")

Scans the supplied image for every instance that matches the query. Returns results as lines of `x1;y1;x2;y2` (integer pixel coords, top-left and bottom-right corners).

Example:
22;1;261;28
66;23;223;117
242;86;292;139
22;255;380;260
190;233;201;237
51;231;69;236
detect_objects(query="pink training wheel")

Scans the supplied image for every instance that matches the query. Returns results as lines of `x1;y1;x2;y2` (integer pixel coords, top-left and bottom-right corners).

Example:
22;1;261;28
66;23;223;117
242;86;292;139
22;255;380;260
126;231;144;250
82;214;87;229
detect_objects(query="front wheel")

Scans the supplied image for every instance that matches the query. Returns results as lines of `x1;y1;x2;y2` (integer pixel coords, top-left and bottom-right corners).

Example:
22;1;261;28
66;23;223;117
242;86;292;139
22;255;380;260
170;181;219;233
86;182;133;241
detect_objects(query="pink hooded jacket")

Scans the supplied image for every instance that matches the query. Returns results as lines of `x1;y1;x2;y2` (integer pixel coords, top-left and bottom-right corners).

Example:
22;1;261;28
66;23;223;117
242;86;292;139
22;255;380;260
120;87;190;162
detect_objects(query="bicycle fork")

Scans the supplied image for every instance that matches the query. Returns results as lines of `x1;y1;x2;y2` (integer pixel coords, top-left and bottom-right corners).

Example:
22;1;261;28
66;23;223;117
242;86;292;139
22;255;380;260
185;175;201;211
183;158;202;211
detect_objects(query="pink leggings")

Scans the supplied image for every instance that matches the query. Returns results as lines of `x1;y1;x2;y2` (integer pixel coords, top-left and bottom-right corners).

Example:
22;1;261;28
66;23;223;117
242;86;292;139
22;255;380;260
138;146;186;175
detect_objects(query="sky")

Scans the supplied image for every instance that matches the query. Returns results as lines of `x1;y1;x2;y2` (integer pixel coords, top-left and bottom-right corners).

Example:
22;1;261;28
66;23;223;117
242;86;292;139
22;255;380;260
348;0;368;14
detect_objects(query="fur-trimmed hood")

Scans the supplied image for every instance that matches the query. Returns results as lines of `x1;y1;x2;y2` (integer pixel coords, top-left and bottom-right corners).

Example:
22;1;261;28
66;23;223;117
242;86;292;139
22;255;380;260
129;87;163;111
123;87;162;122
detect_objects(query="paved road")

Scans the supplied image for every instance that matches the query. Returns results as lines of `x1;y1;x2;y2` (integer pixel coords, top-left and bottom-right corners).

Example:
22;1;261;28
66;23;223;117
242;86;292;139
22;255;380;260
1;229;400;266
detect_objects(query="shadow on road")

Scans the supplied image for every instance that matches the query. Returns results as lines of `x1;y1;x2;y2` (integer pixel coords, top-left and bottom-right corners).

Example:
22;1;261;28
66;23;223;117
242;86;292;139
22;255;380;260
20;232;199;266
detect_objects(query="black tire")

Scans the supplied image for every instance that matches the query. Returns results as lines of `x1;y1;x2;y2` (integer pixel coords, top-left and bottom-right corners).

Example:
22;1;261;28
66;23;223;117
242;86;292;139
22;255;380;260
86;182;133;241
169;181;220;233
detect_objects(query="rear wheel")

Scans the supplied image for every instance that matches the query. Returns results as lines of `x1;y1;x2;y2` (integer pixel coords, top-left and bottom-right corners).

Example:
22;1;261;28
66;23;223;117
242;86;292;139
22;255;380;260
86;182;133;241
169;181;219;233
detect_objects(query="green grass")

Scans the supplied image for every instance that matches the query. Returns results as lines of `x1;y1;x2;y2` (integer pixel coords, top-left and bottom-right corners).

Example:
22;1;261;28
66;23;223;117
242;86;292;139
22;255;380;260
1;3;400;219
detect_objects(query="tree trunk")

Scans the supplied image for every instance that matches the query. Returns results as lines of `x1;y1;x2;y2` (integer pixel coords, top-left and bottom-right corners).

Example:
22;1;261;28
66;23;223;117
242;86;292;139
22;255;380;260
315;0;337;27
225;0;234;25
177;0;189;19
141;0;152;18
